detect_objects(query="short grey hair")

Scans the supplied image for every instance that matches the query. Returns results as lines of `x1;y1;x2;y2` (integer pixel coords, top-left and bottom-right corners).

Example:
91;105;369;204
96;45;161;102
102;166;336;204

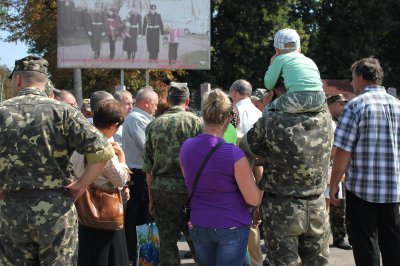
230;79;252;97
113;90;132;102
90;90;114;111
136;86;157;103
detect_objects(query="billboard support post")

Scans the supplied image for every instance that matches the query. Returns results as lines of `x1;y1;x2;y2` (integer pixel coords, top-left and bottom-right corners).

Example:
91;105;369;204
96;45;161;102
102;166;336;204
74;68;83;107
120;69;124;87
146;69;150;86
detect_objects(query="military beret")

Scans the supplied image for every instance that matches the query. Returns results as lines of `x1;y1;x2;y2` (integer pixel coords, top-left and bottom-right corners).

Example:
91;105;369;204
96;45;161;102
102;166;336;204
168;82;189;99
327;94;348;105
9;55;49;79
44;80;60;96
251;88;267;101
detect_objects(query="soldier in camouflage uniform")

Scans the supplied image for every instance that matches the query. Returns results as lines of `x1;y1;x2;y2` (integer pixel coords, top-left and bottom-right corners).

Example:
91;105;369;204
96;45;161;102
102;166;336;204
143;82;203;265
245;94;332;265
327;94;352;250
0;56;114;265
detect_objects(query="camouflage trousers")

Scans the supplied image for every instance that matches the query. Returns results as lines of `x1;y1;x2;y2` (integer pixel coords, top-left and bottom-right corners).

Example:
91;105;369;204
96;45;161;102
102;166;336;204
151;189;196;266
260;194;329;266
265;91;326;114
330;189;348;242
0;196;78;266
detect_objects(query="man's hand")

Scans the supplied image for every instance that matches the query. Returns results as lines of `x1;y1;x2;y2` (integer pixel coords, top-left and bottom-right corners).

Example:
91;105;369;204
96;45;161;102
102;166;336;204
252;207;262;228
329;184;341;206
122;186;130;201
88;31;92;36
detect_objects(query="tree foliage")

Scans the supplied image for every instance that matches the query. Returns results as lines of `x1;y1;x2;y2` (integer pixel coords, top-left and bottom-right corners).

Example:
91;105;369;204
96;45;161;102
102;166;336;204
311;0;400;87
210;0;310;89
1;0;399;100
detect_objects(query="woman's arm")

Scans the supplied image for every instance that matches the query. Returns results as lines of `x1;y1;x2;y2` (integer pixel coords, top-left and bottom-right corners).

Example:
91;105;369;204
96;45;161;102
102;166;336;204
234;157;262;206
102;142;130;188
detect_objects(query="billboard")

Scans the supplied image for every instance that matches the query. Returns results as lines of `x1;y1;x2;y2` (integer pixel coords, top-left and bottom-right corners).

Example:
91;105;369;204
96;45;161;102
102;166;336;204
57;0;210;69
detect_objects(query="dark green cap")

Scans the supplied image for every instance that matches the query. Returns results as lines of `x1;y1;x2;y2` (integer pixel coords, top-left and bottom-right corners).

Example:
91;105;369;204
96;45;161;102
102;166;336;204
168;82;189;98
9;55;49;79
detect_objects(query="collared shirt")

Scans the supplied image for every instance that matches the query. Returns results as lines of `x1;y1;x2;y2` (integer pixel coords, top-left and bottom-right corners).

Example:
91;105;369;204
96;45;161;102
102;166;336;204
122;107;154;169
142;106;203;193
235;98;262;135
0;88;113;191
334;85;400;203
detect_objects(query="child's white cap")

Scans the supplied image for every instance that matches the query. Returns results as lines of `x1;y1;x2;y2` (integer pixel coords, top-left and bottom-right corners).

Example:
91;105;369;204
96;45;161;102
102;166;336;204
274;28;301;50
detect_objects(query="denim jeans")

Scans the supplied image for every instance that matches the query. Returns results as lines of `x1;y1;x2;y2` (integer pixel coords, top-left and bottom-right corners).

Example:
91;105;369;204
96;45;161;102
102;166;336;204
189;225;250;266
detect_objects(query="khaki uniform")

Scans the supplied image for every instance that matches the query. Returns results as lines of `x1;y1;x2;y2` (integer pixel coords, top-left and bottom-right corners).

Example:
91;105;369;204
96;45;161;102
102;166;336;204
0;88;113;265
247;106;333;265
143;106;203;266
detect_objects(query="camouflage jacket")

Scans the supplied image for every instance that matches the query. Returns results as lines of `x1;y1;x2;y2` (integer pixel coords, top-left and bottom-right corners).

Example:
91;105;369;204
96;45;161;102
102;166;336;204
142;106;203;193
0;88;114;191
247;107;333;197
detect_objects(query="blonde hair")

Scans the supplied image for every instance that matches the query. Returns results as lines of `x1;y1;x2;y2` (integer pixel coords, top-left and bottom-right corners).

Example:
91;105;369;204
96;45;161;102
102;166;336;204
202;89;232;126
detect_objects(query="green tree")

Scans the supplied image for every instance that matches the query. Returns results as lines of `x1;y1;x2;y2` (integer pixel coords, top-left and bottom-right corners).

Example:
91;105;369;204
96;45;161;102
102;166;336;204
210;0;309;89
0;0;182;97
311;0;400;87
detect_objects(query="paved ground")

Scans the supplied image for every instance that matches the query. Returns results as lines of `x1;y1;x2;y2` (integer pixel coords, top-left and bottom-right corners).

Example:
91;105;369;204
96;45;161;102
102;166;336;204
57;34;210;69
177;235;355;265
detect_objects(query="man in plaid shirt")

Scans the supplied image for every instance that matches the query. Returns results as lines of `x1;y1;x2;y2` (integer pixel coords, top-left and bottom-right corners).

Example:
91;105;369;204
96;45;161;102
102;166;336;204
330;58;400;266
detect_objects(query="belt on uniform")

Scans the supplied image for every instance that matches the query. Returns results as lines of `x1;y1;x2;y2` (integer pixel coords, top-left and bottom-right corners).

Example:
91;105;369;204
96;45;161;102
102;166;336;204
92;22;103;25
130;25;139;28
2;188;71;198
147;25;159;29
265;192;320;201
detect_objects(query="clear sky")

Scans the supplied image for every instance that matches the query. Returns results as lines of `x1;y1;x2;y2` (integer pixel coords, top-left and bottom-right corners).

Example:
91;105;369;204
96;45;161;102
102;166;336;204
0;31;29;69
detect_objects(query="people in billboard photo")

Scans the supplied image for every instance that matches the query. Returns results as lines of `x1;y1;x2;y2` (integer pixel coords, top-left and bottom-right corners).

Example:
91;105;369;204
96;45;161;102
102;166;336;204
104;7;121;59
87;2;105;59
58;0;211;69
126;8;142;60
168;23;181;65
142;4;164;63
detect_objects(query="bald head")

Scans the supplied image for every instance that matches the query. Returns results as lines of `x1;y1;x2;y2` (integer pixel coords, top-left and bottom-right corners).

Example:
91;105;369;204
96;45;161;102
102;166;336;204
135;87;159;115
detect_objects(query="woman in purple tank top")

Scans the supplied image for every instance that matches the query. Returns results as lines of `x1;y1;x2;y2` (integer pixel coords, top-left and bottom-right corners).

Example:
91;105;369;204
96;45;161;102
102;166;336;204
180;89;262;266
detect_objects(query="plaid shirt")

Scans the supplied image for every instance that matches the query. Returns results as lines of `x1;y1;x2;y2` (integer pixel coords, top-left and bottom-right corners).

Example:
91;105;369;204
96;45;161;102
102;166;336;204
334;86;400;203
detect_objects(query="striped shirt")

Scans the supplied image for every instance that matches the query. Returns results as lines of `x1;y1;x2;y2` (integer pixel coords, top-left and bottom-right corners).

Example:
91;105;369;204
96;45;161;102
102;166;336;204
334;86;400;203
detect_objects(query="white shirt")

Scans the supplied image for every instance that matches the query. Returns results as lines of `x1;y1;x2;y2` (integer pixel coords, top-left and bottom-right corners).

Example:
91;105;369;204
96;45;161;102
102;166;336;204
236;98;262;135
122;107;154;169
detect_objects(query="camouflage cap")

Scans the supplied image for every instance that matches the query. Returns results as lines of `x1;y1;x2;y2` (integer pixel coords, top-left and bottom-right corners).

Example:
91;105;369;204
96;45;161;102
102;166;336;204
8;55;49;79
327;94;348;105
150;4;156;10
168;82;189;99
44;80;60;96
81;98;91;112
251;88;267;101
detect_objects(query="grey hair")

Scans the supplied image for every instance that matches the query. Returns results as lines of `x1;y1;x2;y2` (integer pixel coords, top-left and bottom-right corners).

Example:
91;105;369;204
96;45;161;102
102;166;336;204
230;79;252;97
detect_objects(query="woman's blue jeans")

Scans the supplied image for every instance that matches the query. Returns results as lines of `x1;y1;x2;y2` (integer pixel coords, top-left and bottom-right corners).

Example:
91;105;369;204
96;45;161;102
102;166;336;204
189;225;250;266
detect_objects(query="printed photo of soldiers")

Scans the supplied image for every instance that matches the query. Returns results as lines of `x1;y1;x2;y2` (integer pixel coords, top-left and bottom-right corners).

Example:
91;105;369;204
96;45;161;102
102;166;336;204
122;7;142;60
87;2;105;59
142;4;164;62
104;7;121;59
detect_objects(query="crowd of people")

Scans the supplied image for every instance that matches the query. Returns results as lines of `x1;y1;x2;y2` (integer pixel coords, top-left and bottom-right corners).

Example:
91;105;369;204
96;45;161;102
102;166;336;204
1;26;400;266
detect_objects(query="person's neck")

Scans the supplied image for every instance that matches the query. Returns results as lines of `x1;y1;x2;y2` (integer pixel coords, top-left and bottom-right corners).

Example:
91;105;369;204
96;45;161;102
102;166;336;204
204;124;225;138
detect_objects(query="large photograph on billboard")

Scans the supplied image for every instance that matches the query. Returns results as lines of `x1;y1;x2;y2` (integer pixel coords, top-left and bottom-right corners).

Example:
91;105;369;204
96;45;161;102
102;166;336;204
57;0;210;69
